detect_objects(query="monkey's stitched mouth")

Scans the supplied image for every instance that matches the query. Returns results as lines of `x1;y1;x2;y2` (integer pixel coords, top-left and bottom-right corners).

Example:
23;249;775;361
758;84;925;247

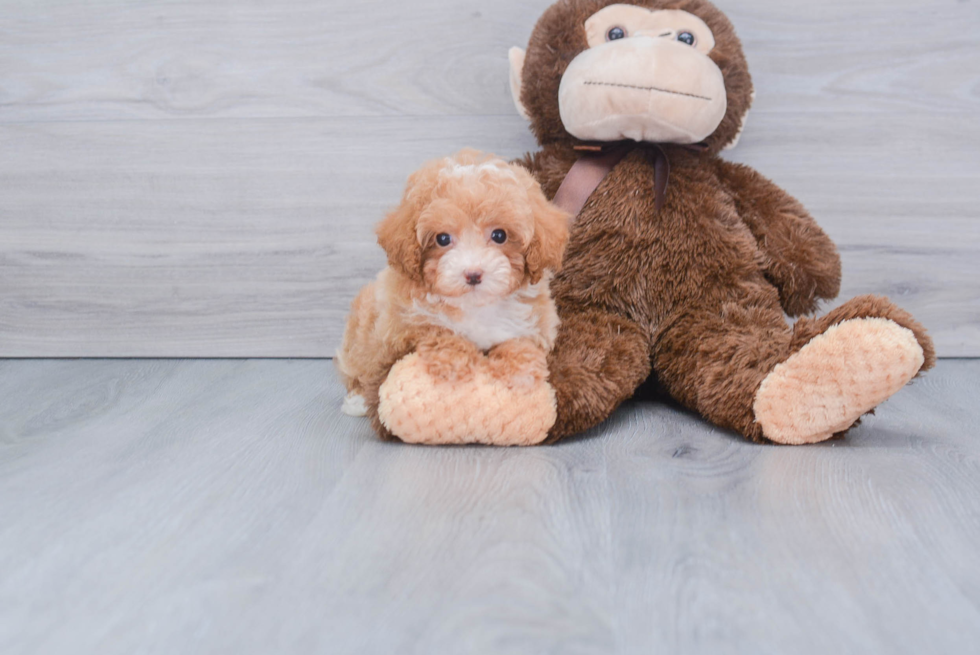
583;80;712;102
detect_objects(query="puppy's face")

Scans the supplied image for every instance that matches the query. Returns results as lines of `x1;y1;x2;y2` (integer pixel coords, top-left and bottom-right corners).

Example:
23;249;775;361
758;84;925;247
417;196;528;300
377;150;569;302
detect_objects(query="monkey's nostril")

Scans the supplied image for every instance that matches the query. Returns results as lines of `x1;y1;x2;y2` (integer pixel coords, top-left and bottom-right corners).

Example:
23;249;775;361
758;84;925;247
465;272;483;286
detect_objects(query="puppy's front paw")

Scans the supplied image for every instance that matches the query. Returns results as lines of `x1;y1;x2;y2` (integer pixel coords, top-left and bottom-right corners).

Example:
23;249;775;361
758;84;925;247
418;337;481;383
488;340;549;389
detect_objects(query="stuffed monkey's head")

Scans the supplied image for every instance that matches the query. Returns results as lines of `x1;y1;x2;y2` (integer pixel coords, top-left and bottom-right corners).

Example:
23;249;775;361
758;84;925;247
509;0;753;153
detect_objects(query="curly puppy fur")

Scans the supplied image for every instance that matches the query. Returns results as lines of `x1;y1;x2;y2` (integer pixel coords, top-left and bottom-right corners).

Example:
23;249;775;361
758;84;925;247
512;0;934;443
337;150;569;439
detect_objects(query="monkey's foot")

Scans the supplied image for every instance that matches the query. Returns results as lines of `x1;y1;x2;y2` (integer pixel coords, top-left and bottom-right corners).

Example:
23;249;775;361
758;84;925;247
753;317;925;445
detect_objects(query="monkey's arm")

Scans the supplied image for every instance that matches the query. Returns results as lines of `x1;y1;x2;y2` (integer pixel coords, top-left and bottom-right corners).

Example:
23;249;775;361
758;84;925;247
715;159;841;317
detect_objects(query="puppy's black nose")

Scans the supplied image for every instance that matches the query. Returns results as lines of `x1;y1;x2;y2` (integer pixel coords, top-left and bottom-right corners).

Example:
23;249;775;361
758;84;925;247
465;271;483;286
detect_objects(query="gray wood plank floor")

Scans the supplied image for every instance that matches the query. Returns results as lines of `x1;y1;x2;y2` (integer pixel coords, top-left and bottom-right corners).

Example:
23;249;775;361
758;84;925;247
1;0;978;357
1;359;978;654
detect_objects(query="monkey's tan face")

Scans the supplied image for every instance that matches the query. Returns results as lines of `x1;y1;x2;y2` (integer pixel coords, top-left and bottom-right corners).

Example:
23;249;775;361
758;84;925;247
512;4;728;145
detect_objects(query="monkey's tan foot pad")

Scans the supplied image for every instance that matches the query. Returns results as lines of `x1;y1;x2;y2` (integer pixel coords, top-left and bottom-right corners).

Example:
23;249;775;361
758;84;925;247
378;353;556;446
753;317;925;445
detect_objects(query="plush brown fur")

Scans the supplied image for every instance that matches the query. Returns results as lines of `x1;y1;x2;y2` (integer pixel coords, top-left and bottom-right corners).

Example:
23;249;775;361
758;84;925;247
514;0;934;443
337;150;569;440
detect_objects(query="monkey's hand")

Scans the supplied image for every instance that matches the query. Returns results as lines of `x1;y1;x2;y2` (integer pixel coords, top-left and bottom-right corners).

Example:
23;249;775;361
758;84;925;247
716;160;841;316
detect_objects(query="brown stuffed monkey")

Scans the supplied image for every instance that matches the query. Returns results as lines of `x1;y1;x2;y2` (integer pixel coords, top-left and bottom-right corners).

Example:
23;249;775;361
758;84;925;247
505;0;935;444
376;0;934;446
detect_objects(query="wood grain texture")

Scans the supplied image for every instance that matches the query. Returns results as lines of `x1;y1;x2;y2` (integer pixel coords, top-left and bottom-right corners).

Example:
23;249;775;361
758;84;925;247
1;359;978;654
0;0;978;356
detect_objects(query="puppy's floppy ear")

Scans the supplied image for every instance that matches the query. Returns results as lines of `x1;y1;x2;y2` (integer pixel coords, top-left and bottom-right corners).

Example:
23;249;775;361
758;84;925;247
376;200;423;282
377;157;454;282
377;166;436;282
524;182;570;285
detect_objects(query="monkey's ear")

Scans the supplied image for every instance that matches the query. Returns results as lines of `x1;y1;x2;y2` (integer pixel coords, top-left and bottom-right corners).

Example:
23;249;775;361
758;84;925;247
508;47;530;120
724;89;756;151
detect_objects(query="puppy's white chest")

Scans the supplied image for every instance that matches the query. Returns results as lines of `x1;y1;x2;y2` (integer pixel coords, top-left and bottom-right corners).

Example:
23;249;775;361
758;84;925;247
419;295;538;351
455;299;537;350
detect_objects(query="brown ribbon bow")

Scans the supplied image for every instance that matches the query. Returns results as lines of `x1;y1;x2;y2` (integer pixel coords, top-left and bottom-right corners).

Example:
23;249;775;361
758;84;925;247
552;141;708;220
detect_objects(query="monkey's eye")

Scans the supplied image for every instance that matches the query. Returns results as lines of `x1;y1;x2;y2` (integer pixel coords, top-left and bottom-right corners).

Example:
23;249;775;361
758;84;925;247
490;229;507;244
677;32;695;46
606;26;626;41
436;233;452;247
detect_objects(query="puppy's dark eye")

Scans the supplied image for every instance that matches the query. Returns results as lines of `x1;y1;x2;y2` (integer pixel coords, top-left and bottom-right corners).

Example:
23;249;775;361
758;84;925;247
606;26;626;41
436;233;452;247
677;32;695;46
490;229;507;244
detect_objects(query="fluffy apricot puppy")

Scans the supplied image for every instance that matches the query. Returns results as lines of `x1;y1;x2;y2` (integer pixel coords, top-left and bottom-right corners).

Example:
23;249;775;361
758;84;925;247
336;150;569;439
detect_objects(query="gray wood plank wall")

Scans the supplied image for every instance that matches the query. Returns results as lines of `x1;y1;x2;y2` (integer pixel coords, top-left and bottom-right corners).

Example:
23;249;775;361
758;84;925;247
1;0;977;357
